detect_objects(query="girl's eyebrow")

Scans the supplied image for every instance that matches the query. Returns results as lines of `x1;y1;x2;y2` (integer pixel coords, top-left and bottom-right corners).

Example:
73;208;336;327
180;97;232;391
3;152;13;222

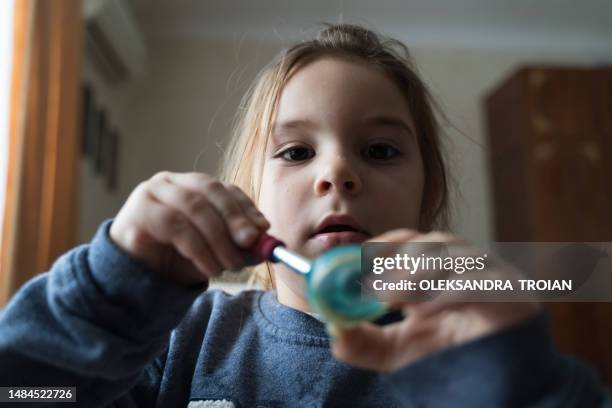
272;119;317;133
362;116;416;138
270;119;318;145
271;116;416;140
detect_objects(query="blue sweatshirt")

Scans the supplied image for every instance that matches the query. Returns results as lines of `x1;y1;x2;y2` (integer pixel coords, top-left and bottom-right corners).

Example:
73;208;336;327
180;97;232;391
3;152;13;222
0;219;611;407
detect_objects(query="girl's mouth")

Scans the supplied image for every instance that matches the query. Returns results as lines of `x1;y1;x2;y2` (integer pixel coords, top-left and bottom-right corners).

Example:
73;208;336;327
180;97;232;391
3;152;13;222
311;229;370;250
309;215;371;250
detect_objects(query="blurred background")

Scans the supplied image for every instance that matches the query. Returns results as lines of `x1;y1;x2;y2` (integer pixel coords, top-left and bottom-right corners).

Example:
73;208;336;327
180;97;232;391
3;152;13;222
0;0;611;383
77;0;611;246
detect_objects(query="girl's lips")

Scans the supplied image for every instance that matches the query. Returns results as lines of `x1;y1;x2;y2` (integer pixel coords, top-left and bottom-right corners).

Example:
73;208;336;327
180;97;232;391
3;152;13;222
312;231;370;250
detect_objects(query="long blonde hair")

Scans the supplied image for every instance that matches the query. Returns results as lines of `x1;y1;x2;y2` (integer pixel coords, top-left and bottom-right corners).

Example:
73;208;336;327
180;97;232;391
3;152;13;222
217;23;449;290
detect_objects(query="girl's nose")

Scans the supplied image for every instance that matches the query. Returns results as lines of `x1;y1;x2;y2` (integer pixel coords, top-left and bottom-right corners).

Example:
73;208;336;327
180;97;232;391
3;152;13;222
314;155;363;196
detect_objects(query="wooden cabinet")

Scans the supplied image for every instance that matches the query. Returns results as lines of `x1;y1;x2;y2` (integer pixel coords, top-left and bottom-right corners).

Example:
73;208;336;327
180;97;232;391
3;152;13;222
484;66;612;384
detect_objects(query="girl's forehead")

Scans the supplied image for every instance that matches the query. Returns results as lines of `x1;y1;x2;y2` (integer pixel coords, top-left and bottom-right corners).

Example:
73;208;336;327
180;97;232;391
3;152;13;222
275;57;414;124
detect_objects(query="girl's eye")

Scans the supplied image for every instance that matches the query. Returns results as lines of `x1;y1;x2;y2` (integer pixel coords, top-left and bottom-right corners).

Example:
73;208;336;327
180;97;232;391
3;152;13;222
364;143;400;160
279;146;313;162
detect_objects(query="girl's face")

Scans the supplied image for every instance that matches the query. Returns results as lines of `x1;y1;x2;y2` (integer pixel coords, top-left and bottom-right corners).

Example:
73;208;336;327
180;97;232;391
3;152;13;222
258;57;424;302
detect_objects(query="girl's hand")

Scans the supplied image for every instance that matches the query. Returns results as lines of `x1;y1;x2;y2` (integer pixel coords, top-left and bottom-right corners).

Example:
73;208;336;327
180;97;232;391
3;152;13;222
109;172;270;287
330;229;541;373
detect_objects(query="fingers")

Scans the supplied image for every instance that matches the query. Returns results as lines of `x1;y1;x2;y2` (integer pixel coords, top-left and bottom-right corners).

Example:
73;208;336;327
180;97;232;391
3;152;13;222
222;182;270;230
160;172;267;247
110;171;273;286
411;231;466;244
147;177;244;272
336;228;543;374
367;228;421;243
138;194;224;278
331;309;460;373
368;228;465;245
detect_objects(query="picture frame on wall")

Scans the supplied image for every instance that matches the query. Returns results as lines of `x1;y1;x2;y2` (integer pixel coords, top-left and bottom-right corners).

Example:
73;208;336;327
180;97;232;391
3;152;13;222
80;82;121;192
93;109;106;174
101;128;120;192
81;84;96;159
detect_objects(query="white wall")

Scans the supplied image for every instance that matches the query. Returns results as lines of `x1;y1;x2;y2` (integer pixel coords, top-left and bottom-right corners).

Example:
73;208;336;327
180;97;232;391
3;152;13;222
79;33;611;247
78;36;279;242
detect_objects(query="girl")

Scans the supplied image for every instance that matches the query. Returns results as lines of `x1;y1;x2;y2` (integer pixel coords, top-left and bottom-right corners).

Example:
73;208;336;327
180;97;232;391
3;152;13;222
0;24;610;407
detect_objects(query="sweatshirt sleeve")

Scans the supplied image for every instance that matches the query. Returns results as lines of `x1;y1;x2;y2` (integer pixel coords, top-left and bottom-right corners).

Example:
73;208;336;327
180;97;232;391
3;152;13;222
384;310;612;407
0;219;207;407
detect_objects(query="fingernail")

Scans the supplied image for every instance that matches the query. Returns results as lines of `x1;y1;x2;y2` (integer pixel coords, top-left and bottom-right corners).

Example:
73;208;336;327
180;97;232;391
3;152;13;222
256;217;270;228
250;209;269;225
249;207;263;216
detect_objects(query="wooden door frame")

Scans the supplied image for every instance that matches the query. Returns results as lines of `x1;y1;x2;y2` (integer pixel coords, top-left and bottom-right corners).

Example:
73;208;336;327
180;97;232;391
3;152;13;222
0;0;83;309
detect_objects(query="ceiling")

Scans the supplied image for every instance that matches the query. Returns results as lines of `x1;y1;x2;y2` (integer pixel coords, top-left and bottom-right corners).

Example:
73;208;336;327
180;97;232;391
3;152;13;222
126;0;612;51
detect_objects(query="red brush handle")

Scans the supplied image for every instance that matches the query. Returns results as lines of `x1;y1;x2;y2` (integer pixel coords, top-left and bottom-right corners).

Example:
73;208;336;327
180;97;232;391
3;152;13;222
242;232;285;265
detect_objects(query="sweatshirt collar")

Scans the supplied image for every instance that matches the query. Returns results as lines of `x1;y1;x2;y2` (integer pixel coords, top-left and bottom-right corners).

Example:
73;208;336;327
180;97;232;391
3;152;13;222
256;290;330;345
